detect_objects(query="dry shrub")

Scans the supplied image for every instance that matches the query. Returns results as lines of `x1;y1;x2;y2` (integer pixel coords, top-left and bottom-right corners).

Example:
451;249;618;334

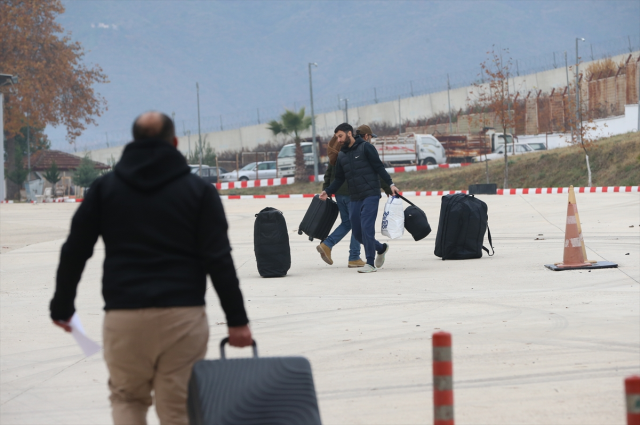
586;57;626;80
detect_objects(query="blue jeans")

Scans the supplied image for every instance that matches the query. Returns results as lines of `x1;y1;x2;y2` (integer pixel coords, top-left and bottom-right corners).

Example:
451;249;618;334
323;194;361;261
349;195;386;266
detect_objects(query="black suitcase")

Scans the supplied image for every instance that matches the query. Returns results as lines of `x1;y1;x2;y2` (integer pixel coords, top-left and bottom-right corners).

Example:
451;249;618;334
188;338;322;425
434;193;494;260
254;207;291;277
397;195;431;241
298;195;339;242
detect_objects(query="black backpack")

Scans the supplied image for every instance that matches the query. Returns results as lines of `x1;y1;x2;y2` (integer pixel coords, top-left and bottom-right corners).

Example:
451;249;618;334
434;193;494;260
254;207;291;277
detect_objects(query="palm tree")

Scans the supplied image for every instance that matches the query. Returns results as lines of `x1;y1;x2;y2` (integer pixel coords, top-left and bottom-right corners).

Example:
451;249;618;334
280;108;312;182
267;120;289;146
280;108;312;142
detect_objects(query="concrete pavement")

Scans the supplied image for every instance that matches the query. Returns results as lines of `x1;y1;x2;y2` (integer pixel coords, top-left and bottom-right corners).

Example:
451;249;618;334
1;193;638;424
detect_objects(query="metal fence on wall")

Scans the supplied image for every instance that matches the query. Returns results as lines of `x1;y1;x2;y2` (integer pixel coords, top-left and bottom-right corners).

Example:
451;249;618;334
50;34;640;154
406;53;640;137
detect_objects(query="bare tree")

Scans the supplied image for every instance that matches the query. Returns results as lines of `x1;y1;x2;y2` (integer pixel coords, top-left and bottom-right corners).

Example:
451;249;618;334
561;61;612;187
470;47;521;189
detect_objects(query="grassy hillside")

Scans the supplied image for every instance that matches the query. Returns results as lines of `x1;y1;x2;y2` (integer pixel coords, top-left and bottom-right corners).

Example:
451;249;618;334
222;132;640;195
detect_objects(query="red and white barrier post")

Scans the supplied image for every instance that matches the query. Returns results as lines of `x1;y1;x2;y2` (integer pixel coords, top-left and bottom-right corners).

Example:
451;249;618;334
626;376;640;425
433;331;454;425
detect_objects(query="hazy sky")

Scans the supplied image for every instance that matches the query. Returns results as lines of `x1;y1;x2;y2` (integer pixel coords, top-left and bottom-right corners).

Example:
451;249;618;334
48;0;640;148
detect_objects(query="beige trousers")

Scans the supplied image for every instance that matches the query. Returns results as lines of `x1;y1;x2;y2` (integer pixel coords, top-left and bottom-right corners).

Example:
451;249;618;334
103;306;209;425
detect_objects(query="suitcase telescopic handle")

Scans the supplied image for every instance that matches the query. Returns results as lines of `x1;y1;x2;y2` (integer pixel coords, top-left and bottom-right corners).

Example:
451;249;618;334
219;337;258;359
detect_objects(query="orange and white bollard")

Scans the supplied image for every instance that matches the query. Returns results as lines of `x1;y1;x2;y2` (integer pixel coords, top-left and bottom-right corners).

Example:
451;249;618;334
433;331;454;425
626;376;640;425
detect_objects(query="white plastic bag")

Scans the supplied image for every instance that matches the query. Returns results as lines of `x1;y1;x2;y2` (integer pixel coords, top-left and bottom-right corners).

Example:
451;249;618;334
381;196;405;239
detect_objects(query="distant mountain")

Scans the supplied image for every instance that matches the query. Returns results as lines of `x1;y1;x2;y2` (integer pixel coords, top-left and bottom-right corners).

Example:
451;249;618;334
48;0;639;147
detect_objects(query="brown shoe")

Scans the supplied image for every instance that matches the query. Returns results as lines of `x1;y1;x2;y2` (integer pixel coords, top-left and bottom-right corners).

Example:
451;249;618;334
348;259;366;268
316;243;333;265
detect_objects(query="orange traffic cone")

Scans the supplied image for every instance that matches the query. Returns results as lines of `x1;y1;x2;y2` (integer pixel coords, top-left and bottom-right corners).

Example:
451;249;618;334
570;187;597;264
545;186;618;271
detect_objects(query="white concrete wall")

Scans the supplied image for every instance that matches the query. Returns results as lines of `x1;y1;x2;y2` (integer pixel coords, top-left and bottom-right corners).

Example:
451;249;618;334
77;52;638;165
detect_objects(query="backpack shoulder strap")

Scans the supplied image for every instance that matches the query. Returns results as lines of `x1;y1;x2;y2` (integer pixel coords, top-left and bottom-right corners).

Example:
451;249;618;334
396;194;416;207
482;224;495;256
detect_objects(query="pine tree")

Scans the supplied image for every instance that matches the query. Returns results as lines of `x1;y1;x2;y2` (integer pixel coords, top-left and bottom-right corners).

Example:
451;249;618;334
43;160;61;186
72;156;100;188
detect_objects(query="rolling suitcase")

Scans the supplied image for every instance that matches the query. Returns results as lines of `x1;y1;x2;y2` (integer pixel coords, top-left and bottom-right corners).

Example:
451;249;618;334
254;207;291;277
298;195;339;242
434;193;494;260
188;338;322;425
397;195;431;241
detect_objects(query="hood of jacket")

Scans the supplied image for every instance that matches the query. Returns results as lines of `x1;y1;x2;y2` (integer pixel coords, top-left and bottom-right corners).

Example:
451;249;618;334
114;138;190;192
340;135;366;153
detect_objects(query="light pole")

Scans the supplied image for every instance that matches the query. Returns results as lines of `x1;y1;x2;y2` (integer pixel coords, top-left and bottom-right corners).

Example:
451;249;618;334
0;74;18;201
575;38;585;144
308;62;319;182
398;95;402;135
340;98;349;123
447;73;453;134
196;82;203;177
564;51;573;142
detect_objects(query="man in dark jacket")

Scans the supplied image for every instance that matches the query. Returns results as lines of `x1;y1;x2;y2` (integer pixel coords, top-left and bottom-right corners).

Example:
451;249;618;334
320;123;400;273
50;111;252;425
318;135;365;268
318;130;392;268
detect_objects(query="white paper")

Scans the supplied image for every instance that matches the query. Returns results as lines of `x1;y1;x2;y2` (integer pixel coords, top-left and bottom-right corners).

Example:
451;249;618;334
69;313;102;357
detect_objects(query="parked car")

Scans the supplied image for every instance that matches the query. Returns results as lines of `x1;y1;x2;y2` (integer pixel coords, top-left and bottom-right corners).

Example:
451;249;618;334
472;143;535;162
189;165;228;184
526;142;547;151
219;161;278;182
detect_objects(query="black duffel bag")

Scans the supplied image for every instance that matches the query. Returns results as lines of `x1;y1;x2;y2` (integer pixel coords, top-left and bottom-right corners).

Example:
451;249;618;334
254;207;291;277
397;195;431;241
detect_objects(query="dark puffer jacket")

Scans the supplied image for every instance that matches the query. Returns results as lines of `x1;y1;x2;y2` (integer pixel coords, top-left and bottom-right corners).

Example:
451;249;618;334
323;162;393;197
324;136;394;201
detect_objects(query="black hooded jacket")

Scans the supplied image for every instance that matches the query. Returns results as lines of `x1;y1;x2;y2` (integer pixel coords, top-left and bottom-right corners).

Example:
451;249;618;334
324;135;394;201
50;139;248;326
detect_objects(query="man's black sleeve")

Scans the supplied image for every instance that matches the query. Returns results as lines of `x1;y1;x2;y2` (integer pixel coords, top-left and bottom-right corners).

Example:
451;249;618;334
324;158;345;196
365;142;393;187
197;185;249;327
380;177;392;195
50;179;102;321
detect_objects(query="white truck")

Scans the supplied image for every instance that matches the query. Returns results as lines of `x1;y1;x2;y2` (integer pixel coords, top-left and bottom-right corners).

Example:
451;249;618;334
371;133;447;166
276;142;317;178
433;128;514;162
